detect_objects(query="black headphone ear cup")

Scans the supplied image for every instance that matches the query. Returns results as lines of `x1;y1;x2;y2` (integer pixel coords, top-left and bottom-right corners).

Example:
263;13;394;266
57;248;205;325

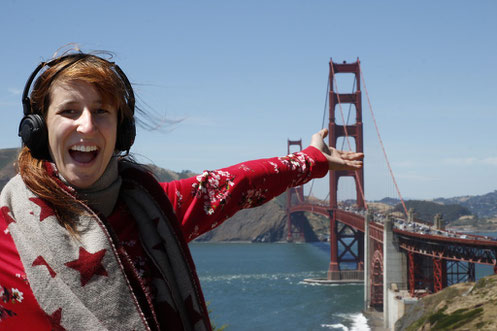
116;118;136;152
18;114;49;159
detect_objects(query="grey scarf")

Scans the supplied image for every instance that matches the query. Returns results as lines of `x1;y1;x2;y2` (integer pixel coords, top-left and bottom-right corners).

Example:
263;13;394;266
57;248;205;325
0;160;210;330
58;155;121;217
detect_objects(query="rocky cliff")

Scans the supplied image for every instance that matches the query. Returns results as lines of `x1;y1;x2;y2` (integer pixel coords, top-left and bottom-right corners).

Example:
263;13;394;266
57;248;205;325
395;274;497;330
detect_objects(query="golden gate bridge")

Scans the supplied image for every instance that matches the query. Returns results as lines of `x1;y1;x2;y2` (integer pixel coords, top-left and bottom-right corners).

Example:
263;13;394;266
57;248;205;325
284;59;497;328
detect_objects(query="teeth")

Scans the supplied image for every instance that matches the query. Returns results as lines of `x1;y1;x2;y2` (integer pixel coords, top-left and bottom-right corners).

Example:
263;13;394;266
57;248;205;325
71;145;98;152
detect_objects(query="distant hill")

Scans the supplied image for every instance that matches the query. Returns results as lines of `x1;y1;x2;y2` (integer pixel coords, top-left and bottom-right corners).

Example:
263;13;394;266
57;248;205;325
393;200;473;224
434;191;497;218
0;148;19;191
376;197;400;206
145;164;197;182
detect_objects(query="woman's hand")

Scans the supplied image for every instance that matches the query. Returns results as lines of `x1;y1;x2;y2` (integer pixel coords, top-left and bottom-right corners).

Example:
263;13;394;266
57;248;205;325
310;129;364;171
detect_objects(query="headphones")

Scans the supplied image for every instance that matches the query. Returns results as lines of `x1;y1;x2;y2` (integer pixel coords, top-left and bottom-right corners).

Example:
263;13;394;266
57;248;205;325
18;53;136;159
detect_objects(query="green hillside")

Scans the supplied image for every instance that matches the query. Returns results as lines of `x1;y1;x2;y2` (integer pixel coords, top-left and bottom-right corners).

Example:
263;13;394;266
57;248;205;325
394;200;473;224
0;148;19;190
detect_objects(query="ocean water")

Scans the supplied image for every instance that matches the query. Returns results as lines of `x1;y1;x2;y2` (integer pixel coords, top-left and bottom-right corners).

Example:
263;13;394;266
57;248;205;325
190;242;369;331
189;232;497;331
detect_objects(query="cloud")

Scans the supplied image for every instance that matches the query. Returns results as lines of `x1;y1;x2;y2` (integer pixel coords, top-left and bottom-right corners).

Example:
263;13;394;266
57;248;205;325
7;88;22;96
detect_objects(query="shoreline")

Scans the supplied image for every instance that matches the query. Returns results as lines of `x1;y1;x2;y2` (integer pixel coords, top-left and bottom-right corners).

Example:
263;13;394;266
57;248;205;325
362;309;387;331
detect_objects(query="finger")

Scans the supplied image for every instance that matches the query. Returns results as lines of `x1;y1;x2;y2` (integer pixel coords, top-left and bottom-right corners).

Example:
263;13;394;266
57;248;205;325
341;161;363;170
319;128;329;139
346;160;363;167
337;150;364;160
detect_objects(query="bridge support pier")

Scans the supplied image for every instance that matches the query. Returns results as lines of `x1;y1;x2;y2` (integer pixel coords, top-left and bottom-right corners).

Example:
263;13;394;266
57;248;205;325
383;216;408;329
364;212;371;309
433;257;447;293
328;210;340;278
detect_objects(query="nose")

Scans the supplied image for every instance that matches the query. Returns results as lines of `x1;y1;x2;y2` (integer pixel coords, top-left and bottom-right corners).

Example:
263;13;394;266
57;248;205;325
76;109;96;134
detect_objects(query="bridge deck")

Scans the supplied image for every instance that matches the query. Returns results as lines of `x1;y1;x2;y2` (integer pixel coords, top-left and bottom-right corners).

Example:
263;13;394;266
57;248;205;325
290;203;497;264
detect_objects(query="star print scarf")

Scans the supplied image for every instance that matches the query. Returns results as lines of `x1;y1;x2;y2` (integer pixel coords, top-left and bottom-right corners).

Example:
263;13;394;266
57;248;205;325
0;162;210;331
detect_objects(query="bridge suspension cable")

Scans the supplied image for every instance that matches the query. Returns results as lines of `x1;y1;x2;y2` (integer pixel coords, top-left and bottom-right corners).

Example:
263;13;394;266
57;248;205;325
358;62;408;217
321;75;330;130
306;60;407;217
310;72;357;200
305;73;335;200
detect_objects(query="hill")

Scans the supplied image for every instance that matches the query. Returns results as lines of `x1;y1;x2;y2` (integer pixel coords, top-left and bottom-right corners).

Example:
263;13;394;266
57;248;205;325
0;148;19;191
145;164;197;182
395;274;497;330
376;197;400;206
435;191;497;218
393;200;473;224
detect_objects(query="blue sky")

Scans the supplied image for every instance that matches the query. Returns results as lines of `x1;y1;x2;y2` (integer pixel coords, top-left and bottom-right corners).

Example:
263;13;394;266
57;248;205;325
1;0;496;201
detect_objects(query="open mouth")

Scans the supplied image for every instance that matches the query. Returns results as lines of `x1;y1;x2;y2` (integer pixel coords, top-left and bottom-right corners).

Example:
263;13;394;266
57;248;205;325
69;145;99;164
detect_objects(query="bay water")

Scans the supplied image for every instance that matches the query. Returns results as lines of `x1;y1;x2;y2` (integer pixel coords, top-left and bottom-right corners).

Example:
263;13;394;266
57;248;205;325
190;242;368;330
190;232;497;330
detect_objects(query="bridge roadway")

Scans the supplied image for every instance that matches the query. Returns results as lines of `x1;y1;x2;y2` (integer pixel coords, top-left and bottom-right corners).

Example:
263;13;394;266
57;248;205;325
290;202;497;265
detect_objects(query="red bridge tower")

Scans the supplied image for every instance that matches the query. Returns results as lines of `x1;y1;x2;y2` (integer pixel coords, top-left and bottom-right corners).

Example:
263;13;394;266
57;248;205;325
328;59;366;280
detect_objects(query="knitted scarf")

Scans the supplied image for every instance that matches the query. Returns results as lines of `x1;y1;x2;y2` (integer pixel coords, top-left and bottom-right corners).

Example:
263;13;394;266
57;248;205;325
0;159;210;330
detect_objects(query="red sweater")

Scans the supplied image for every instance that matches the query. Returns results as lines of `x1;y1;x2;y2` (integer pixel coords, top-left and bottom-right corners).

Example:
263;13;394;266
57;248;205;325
0;147;327;330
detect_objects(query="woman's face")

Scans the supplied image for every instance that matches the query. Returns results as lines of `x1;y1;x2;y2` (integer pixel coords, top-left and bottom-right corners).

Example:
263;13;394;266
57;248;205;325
46;80;118;189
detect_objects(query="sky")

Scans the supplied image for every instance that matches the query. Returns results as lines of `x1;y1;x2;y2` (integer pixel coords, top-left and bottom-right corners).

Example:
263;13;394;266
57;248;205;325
1;0;496;201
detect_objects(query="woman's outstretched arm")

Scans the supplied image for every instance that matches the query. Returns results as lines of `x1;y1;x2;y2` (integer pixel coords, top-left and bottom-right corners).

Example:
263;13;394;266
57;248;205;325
160;129;364;242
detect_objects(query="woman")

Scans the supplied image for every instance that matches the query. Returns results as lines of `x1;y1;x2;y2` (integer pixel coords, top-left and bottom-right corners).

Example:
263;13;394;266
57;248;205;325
0;52;363;330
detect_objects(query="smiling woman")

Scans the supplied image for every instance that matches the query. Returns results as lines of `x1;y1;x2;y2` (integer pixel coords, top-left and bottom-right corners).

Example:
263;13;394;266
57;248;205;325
0;50;362;330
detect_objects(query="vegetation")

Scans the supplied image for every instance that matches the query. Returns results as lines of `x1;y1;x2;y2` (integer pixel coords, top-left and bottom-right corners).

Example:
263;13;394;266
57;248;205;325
435;190;497;218
207;301;228;331
429;307;483;330
397;274;497;331
472;276;497;292
393;200;472;223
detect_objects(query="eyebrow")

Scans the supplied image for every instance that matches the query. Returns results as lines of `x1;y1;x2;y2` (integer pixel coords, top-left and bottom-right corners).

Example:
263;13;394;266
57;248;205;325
55;99;105;108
